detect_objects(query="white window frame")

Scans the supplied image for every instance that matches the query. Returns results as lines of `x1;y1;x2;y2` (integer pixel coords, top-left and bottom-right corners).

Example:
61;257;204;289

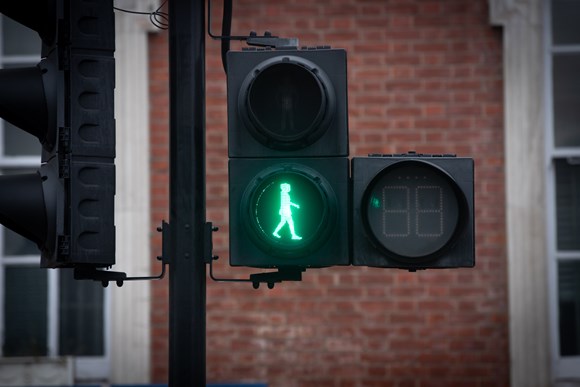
0;14;111;382
545;0;580;380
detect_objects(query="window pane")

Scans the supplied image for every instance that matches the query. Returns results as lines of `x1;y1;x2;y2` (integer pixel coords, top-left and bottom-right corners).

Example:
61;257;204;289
0;167;42;256
59;269;105;356
553;53;580;147
3;120;42;156
3;266;48;356
552;0;580;45
1;16;41;56
559;260;580;356
3;227;40;256
556;159;580;251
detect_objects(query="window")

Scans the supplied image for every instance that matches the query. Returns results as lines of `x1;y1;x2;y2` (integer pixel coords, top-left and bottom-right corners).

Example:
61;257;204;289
547;0;580;379
0;15;109;381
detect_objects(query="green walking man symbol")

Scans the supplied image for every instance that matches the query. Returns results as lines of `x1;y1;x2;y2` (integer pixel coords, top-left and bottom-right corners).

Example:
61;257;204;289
272;183;302;240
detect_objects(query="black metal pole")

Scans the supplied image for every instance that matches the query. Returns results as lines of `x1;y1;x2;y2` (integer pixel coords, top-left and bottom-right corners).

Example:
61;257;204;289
168;0;206;385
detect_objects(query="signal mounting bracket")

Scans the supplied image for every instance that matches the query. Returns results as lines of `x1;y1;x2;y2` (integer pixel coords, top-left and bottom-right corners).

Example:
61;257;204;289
246;31;299;50
206;221;305;289
73;220;170;287
249;268;305;289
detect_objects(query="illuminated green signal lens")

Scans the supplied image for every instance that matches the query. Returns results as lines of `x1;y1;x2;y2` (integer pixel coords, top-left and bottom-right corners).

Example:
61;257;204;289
242;165;335;257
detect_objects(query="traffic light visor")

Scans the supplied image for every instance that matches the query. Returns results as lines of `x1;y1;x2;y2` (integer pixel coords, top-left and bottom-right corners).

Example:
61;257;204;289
0;172;48;247
0;62;56;148
0;1;57;45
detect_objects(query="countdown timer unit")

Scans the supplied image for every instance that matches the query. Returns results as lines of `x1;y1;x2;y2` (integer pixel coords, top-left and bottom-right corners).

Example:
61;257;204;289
351;154;474;270
229;157;349;268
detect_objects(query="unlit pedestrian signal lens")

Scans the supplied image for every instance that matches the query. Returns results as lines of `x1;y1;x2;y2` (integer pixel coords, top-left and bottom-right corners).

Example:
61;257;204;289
245;61;328;150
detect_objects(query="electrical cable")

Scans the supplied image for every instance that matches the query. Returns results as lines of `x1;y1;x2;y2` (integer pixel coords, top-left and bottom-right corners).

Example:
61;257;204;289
221;0;232;74
207;0;248;41
220;0;232;73
113;0;169;30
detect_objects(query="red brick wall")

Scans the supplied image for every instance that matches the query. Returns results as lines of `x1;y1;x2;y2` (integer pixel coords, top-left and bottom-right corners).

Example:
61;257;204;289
149;19;170;378
150;0;509;385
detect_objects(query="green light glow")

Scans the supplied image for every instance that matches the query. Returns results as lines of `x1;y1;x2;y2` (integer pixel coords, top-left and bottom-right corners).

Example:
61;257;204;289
272;182;302;240
250;170;326;250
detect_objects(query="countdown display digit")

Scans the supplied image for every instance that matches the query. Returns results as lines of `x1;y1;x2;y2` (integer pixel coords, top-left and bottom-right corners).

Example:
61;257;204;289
363;162;461;260
352;155;475;270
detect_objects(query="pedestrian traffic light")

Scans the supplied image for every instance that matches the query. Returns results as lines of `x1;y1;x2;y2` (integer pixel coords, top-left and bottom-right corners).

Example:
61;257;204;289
0;0;116;268
351;153;474;270
227;47;349;268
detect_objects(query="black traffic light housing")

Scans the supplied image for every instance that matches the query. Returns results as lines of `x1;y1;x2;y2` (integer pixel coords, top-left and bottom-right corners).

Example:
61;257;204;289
0;0;116;268
227;46;349;269
352;153;474;270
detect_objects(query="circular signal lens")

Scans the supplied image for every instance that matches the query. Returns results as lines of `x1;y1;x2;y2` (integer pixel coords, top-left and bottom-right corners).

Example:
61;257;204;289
242;164;337;258
362;161;468;262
